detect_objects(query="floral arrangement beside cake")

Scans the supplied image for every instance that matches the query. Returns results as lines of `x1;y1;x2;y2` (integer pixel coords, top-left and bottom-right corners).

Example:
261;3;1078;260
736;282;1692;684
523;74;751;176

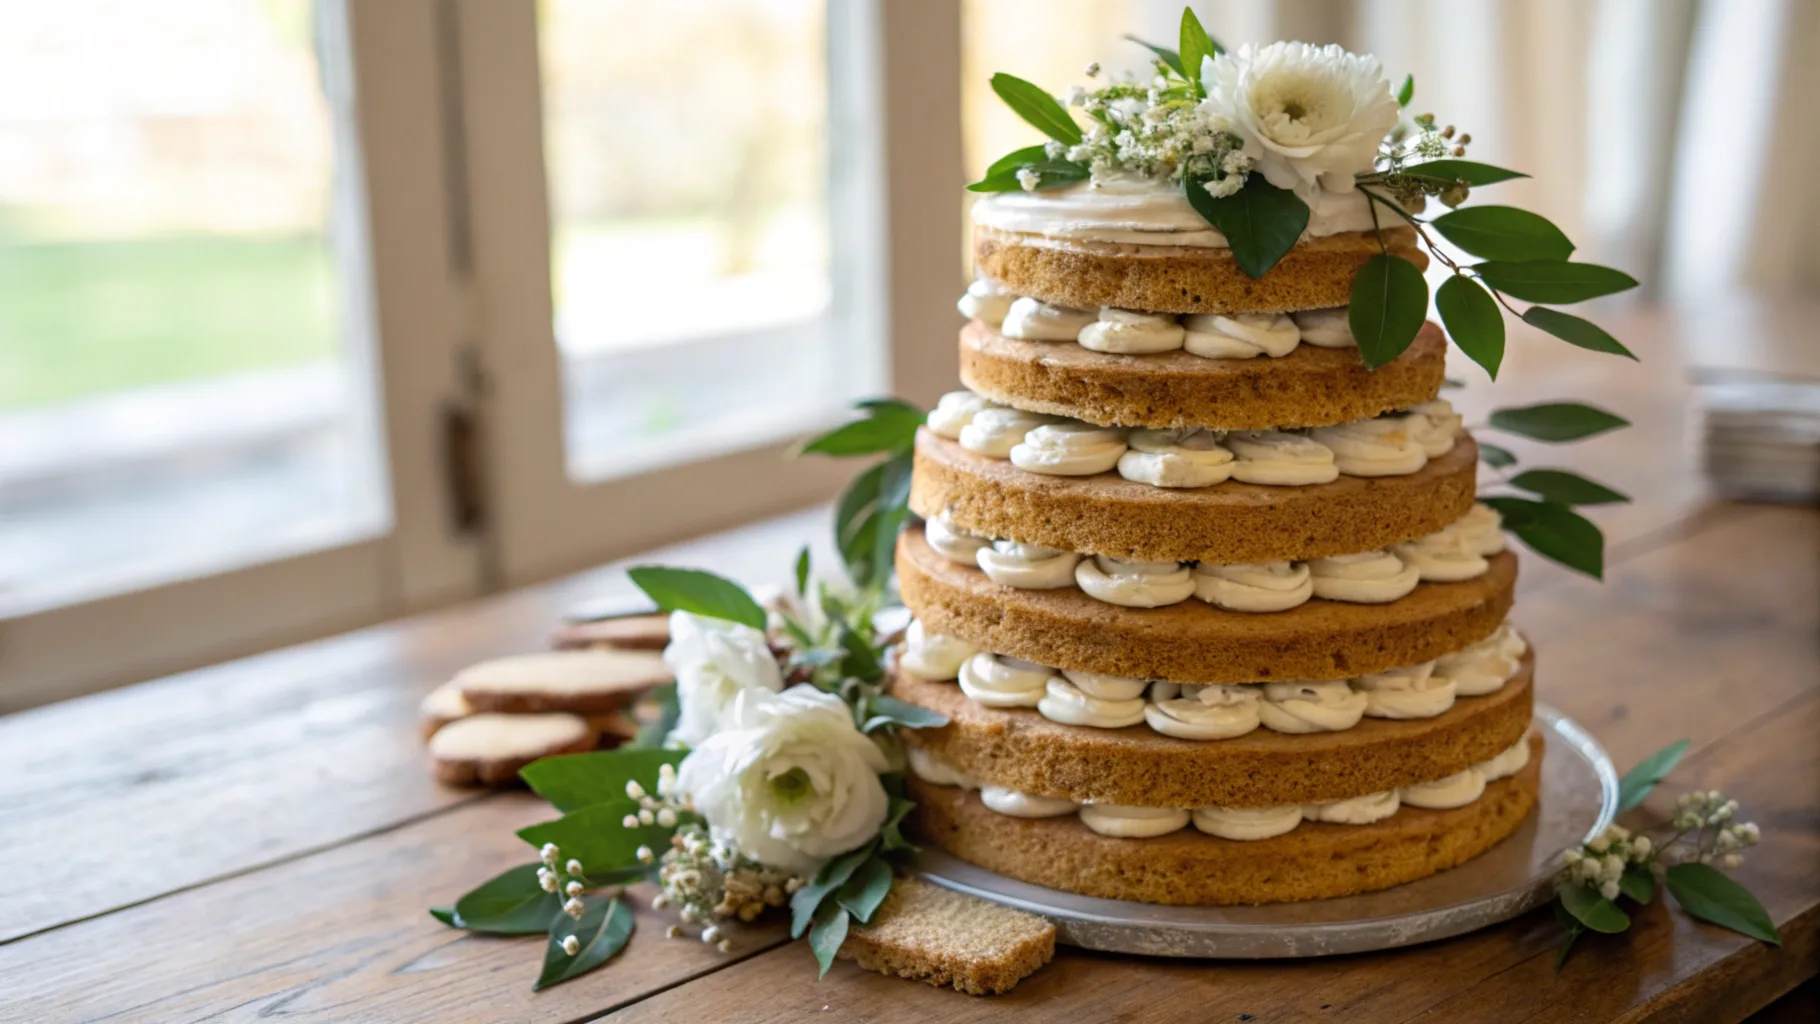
428;11;1778;993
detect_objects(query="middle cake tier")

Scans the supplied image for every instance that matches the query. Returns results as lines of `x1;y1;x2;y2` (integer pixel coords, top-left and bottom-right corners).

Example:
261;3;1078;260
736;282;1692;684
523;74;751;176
911;427;1479;564
896;524;1516;684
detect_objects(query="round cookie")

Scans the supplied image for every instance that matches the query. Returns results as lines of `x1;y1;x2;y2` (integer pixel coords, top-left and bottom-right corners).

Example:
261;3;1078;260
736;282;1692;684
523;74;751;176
974;226;1426;315
896;527;1515;684
418;681;473;742
551;612;672;651
911;428;1478;564
960;320;1446;430
454;649;672;715
908;733;1543;906
429;712;599;787
892;651;1534;808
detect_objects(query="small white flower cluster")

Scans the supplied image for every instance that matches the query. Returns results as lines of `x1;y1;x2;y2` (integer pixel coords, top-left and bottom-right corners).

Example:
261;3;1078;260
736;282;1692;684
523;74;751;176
651;822;806;953
619;764;686;836
1376;115;1476;209
536;842;611;955
1060;79;1252;194
1562;824;1652;900
1672;790;1760;869
1559;789;1762;901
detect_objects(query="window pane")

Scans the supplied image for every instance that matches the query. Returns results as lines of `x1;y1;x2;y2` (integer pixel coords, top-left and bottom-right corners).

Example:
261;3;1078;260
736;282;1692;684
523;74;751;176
540;0;860;481
0;0;386;615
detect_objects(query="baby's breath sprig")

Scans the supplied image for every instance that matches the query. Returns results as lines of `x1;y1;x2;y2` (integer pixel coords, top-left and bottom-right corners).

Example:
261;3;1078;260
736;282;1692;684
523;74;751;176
651;822;806;953
1552;741;1780;965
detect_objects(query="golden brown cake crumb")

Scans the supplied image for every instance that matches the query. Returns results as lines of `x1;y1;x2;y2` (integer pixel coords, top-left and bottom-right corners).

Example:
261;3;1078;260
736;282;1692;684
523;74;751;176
975;225;1425;315
911;428;1478;564
897;526;1516;683
960;320;1445;430
839;878;1055;996
892;653;1534;808
908;734;1543;906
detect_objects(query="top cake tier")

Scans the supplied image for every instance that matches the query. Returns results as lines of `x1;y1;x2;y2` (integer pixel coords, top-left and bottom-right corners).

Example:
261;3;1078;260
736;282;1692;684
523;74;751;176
971;178;1423;315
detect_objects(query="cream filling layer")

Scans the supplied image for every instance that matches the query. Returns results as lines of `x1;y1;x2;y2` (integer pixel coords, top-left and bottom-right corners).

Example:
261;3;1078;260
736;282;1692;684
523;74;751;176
921;505;1493;613
897;620;979;682
909;617;1526;740
927;391;1462;490
909;734;1535;841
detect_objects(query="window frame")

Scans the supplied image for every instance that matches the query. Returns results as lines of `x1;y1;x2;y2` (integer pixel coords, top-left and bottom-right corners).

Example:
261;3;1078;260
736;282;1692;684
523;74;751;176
0;0;486;708
448;0;963;587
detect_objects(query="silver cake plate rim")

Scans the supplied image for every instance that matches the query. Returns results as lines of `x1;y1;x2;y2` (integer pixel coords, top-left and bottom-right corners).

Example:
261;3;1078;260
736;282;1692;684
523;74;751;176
911;703;1617;959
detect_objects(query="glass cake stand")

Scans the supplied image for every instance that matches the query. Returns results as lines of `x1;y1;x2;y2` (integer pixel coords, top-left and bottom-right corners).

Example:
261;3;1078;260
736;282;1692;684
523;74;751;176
913;704;1617;958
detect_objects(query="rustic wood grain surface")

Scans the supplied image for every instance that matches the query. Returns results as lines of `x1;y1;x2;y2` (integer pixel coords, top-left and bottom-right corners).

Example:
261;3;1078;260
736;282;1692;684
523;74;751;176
0;306;1814;1023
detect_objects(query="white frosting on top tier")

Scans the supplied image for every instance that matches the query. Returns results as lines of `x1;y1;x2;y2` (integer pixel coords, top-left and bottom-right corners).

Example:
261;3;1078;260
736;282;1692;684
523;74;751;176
972;176;1377;249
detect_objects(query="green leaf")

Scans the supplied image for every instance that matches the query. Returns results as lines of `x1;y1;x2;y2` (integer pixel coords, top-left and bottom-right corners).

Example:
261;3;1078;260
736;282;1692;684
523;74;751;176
798;401;925;457
1473;261;1638;303
790;844;875;938
429;905;461;927
869;453;914;591
989;73;1082;144
1552;900;1586;968
1665;863;1782;946
1559;884;1632;934
984;144;1049;179
808;900;852;979
1482;496;1605;579
838;626;883;684
1431;206;1575;262
879;794;918;853
1509;469;1630;507
1477;442;1518;468
629;683;679;750
1124;35;1186;78
1620;867;1656;905
518;801;673;876
1349;253;1430;368
520;749;688;814
1435;274;1505;379
1396;73;1414;107
1399;159;1529;186
967;157;1090;193
452;863;562;935
627;566;766;631
1178;8;1217;94
1615;739;1690;813
536;896;637;990
1488;402;1630;442
1185;174;1311;279
1522;307;1638;360
837;857;895;924
862;694;949;732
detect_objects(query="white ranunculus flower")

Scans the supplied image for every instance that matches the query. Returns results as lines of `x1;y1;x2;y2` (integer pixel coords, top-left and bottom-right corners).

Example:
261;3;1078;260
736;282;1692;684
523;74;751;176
1199;42;1400;197
677;685;890;875
664;611;784;748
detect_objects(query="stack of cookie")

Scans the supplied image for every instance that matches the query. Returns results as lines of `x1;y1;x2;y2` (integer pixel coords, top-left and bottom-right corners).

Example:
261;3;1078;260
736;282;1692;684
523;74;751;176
889;182;1540;906
424;610;672;787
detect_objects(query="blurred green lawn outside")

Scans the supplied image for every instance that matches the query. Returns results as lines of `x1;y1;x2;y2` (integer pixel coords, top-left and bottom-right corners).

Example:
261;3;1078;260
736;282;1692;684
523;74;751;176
0;235;336;410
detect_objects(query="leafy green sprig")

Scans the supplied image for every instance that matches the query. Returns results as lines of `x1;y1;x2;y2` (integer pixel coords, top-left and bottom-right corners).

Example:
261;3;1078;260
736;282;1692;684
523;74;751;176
1464;400;1631;579
1554;740;1778;966
795;399;924;594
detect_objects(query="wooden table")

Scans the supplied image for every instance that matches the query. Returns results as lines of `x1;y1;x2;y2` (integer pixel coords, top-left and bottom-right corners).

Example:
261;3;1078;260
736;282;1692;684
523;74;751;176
2;304;1816;1023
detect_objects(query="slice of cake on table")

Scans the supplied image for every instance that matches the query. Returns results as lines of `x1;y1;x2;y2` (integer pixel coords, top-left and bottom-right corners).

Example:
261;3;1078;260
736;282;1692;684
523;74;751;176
890;169;1539;907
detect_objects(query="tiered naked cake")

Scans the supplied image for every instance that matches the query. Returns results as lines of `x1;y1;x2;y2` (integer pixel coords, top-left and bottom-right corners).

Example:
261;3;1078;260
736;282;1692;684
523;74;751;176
889;179;1539;907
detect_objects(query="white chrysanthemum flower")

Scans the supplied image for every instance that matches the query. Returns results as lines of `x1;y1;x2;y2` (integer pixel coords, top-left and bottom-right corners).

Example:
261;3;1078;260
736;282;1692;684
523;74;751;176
664;611;784;748
677;685;890;875
1198;42;1400;196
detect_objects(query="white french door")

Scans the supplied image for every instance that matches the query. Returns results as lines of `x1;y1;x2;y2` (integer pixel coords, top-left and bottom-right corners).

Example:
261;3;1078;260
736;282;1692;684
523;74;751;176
0;0;966;706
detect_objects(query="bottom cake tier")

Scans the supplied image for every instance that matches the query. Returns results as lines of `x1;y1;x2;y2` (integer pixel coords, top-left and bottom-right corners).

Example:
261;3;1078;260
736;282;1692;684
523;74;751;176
908;734;1543;907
